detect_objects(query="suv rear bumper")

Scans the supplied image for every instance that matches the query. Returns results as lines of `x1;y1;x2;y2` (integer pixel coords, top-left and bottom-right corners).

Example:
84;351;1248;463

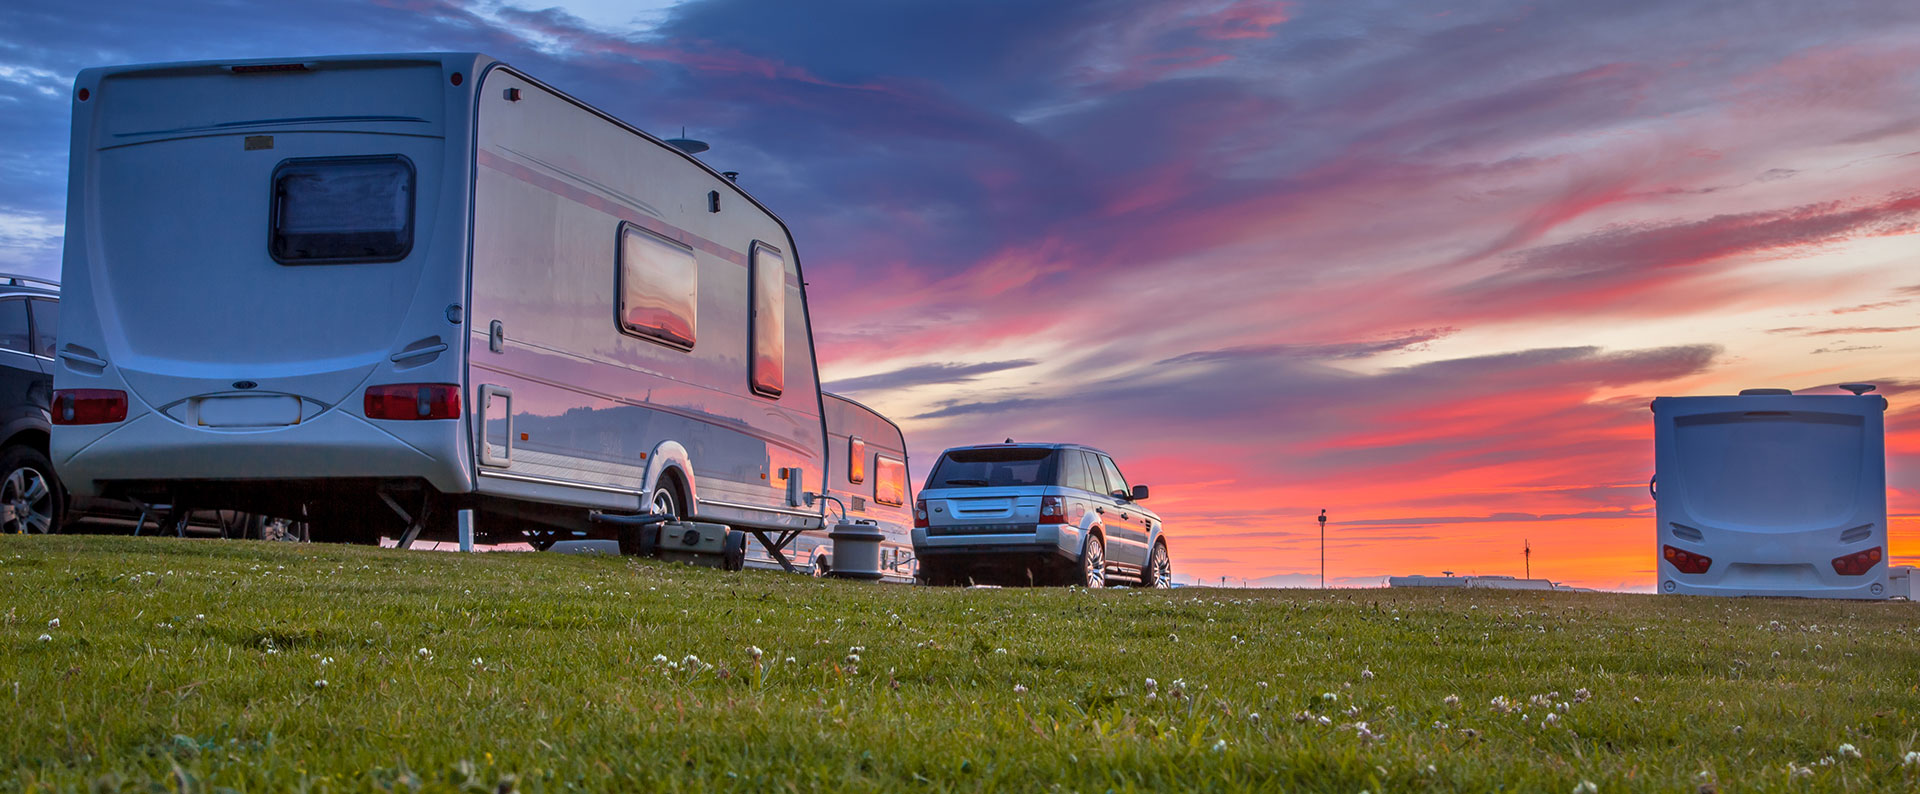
911;524;1081;560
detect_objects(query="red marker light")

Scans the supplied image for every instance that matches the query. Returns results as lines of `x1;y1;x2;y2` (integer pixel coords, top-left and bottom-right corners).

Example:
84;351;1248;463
1662;545;1712;575
364;384;460;420
52;389;128;425
1831;547;1882;576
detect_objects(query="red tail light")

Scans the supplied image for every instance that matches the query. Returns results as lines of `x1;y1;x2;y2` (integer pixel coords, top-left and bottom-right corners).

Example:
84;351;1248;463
364;384;461;420
1662;545;1712;574
913;496;928;529
52;389;128;425
1831;547;1882;576
1039;495;1066;524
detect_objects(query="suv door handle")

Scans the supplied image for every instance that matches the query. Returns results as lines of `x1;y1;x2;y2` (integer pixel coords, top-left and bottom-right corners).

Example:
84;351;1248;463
1095;507;1105;514
1120;513;1130;520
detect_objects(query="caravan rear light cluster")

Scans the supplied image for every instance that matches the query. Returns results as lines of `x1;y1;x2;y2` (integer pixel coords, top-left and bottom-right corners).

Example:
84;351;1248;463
364;384;461;420
913;496;928;529
1831;547;1883;576
1662;545;1712;574
51;390;128;425
1039;495;1067;524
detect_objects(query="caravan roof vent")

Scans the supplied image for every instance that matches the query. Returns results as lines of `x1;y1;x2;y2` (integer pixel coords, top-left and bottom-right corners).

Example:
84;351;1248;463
1738;388;1793;396
1839;383;1877;395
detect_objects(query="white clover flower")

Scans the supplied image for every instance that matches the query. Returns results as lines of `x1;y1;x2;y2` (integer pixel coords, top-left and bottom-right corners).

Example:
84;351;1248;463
1249;712;1260;721
417;647;433;659
682;654;702;669
1257;681;1268;688
320;657;334;666
1322;692;1339;701
1316;715;1332;726
652;654;670;664
37;633;51;642
195;614;205;621
472;657;485;667
1211;739;1226;753
994;648;1007;654
785;656;798;664
1543;713;1560;728
1013;684;1028;694
1444;694;1460;706
47;618;58;629
1903;751;1920;767
849;646;865;653
1361;669;1374;681
747;646;764;661
1145;678;1157;692
846;653;861;664
1837;743;1860;759
1573;688;1591;702
313;679;328;689
1572;781;1597;794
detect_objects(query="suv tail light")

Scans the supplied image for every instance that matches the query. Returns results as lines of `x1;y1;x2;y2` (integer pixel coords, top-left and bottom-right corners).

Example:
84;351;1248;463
1039;495;1066;524
52;389;128;425
364;384;461;420
913;496;928;529
1662;545;1711;574
1831;547;1882;576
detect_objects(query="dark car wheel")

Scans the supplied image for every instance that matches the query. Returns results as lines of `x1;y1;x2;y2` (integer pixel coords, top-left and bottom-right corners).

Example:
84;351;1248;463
1149;542;1173;588
1080;535;1107;588
0;446;63;534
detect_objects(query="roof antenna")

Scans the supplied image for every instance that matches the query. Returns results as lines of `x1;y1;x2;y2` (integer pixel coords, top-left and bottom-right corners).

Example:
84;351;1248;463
665;126;709;155
1839;383;1876;395
1004;438;1014;443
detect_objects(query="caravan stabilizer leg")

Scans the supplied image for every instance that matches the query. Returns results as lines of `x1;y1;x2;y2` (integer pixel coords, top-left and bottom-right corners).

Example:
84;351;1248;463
378;489;436;550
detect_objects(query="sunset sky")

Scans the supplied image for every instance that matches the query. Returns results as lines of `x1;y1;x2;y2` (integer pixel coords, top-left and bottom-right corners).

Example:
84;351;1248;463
3;0;1915;589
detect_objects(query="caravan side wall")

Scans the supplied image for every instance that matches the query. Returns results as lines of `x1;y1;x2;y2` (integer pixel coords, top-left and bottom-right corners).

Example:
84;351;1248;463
53;56;483;499
749;392;913;577
1652;393;1889;599
464;67;825;531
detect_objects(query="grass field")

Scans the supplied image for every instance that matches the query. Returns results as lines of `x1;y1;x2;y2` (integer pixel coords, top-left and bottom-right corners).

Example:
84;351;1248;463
3;535;1918;792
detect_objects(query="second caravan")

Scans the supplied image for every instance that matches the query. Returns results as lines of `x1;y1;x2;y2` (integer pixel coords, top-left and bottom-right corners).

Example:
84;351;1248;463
51;53;859;552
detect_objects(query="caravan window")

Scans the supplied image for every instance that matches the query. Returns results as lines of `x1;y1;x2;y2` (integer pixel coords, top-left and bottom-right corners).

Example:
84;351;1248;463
874;455;906;506
617;224;698;349
269;155;414;264
848;436;867;484
750;242;786;397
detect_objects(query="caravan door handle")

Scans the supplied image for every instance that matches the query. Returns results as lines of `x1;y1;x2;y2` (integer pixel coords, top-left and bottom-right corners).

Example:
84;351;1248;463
1095;507;1105;515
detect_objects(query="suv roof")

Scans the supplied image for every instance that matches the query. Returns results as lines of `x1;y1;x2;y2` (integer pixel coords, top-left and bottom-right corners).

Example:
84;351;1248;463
0;273;59;299
942;442;1112;457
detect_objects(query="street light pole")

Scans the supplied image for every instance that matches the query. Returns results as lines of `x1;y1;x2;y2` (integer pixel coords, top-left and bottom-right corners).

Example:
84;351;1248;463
1318;509;1328;589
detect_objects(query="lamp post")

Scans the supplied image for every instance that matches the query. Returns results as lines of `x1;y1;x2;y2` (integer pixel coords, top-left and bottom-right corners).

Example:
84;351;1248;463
1318;509;1328;589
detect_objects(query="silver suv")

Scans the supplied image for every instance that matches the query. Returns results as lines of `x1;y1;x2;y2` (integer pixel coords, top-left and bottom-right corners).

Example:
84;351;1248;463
911;443;1171;588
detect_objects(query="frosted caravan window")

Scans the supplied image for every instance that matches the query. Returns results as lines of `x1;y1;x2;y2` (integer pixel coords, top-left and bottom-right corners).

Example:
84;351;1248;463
617;224;698;349
269;156;414;264
874;455;907;506
848;436;867;484
750;242;786;397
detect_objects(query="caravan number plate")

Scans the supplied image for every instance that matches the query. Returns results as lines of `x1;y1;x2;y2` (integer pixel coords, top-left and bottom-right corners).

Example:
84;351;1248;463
195;395;302;428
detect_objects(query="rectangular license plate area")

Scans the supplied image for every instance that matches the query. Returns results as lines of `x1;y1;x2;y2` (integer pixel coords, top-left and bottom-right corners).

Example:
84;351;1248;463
195;395;302;427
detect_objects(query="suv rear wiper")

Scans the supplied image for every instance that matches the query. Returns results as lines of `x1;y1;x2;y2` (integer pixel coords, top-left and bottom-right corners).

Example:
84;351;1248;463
940;478;990;486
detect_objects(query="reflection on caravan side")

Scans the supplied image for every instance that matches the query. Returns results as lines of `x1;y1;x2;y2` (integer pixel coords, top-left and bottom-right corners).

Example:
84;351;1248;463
469;66;826;533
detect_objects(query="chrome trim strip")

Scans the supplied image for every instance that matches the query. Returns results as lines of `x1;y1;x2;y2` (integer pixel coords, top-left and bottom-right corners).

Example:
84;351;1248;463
698;497;822;519
478;468;641;497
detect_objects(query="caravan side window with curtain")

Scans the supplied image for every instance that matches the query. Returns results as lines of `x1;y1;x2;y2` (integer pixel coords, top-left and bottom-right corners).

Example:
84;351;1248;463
749;242;786;397
848;436;866;484
617;223;698;349
874;455;906;506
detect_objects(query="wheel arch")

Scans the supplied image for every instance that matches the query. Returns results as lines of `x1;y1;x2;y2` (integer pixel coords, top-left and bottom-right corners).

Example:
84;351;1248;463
643;440;697;514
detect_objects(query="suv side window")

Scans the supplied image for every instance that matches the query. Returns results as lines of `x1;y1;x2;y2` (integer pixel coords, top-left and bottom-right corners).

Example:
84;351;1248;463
29;299;56;358
1098;456;1130;499
0;299;29;355
1060;450;1094;492
1082;452;1110;496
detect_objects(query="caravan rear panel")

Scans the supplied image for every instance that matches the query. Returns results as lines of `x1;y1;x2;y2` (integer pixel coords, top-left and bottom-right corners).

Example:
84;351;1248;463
1652;391;1889;598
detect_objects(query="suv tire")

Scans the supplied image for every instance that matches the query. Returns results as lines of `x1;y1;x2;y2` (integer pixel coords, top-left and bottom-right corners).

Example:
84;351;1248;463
0;446;63;534
1148;541;1173;588
1079;534;1107;588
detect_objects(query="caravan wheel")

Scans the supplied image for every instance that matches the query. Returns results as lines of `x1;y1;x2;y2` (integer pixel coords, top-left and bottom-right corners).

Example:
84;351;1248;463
649;483;682;521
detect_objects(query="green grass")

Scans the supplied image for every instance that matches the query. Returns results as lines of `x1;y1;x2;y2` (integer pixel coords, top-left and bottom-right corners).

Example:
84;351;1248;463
3;536;1918;792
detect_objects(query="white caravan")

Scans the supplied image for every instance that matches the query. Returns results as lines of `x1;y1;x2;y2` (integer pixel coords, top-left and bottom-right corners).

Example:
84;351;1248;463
53;53;832;548
745;392;915;580
1651;386;1889;599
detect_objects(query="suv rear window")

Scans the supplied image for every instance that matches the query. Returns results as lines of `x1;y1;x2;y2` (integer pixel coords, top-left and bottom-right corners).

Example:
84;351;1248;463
270;155;415;264
927;447;1058;489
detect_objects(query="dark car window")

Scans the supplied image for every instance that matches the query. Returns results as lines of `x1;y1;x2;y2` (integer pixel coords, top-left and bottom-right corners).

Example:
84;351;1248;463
928;447;1058;488
1060;450;1097;492
1099;456;1130;497
0;299;29;355
1082;452;1111;495
29;299;56;358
